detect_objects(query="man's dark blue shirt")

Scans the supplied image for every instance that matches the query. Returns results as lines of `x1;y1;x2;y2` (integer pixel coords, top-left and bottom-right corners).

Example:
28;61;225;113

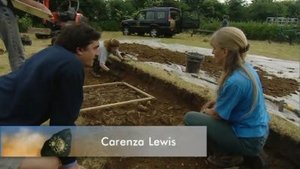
0;45;84;126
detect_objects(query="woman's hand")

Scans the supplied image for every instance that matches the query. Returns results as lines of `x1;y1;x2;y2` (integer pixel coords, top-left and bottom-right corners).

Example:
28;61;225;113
203;108;221;120
116;51;125;61
201;100;216;112
100;63;110;71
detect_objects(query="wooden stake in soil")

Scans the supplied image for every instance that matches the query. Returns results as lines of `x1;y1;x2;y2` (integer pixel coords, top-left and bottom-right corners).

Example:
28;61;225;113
80;82;155;112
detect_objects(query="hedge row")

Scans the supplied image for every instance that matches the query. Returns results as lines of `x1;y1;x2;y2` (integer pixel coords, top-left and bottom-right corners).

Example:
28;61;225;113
201;21;300;43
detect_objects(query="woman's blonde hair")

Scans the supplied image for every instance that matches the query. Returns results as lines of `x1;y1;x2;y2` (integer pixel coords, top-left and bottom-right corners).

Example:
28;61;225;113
210;27;258;118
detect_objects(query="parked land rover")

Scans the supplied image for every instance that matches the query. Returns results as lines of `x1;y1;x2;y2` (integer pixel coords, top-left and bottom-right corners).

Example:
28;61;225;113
121;7;199;37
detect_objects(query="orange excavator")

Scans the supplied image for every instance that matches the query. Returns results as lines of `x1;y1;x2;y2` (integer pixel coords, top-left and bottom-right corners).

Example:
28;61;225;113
34;0;86;41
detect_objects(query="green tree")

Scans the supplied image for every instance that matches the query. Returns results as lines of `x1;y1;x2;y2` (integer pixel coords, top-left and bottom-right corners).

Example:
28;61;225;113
144;0;163;7
286;0;300;18
108;0;135;21
130;0;148;9
201;0;227;19
182;0;202;10
248;1;289;21
226;0;247;21
80;0;108;21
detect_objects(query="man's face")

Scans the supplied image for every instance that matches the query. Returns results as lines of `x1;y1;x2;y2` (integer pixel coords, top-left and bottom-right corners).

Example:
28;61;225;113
76;41;99;67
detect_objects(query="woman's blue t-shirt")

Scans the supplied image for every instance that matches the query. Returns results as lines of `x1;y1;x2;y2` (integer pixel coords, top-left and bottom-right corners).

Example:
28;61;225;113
215;63;270;138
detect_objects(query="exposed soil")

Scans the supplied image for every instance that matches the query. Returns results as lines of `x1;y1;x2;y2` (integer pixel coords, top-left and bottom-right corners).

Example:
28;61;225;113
120;43;187;65
254;66;300;97
120;43;299;97
82;84;146;108
82;67;198;126
78;62;297;169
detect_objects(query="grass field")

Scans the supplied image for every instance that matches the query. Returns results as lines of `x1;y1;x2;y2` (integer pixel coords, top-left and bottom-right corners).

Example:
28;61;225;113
0;34;51;75
1;31;299;74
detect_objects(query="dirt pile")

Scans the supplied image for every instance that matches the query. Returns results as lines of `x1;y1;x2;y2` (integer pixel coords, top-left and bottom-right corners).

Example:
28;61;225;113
120;43;299;97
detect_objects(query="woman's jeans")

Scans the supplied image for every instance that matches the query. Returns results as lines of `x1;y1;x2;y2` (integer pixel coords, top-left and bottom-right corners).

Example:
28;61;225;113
184;111;268;156
0;5;25;71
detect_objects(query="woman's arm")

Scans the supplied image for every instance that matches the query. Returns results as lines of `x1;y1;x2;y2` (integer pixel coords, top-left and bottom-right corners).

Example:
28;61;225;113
100;63;110;71
111;49;124;61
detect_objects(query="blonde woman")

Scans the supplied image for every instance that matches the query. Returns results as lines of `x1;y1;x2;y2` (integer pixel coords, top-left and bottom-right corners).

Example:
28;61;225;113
184;27;269;168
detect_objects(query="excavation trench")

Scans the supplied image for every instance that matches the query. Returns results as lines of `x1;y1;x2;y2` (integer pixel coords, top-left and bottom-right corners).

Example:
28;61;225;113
80;62;204;126
76;60;299;169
